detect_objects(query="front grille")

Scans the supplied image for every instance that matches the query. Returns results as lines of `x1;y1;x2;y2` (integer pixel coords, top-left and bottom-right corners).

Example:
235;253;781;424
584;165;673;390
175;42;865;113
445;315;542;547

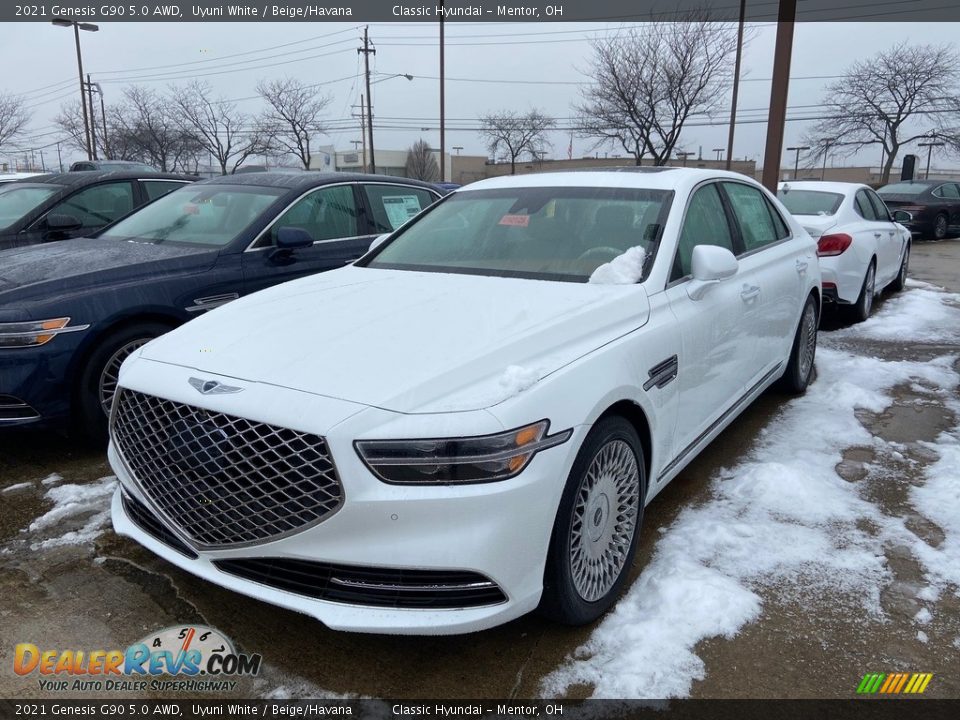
122;493;198;559
112;388;343;549
214;558;508;609
0;395;40;422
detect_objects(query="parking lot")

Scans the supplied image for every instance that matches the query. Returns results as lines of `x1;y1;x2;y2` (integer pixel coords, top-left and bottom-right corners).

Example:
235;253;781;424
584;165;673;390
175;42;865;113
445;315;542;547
1;239;959;700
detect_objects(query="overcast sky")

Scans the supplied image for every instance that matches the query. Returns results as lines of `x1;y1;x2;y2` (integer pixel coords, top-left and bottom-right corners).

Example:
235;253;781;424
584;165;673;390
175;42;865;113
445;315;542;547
4;20;959;169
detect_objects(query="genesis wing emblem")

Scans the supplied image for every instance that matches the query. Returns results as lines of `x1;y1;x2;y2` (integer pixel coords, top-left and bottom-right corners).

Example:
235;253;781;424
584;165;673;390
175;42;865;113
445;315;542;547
188;377;244;395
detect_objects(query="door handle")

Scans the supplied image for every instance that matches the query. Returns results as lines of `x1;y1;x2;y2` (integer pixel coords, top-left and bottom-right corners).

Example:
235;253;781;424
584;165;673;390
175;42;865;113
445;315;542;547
740;284;761;301
795;259;808;273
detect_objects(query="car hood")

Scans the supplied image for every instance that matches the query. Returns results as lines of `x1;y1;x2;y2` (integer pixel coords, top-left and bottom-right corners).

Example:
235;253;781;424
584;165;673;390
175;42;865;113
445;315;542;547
0;238;216;305
791;214;838;239
140;266;651;414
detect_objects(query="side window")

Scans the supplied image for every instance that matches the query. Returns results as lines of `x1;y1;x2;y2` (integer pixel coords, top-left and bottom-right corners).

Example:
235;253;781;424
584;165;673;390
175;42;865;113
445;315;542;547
269;185;359;245
867;190;892;222
722;182;782;252
938;184;960;199
49;181;134;229
672;184;735;281
932;185;946;198
143;180;187;201
854;190;878;221
362;185;437;233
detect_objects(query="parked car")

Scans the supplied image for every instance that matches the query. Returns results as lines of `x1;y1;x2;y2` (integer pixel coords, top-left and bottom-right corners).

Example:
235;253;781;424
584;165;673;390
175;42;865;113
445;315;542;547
0;171;194;252
778;181;910;321
107;168;821;634
0;173;440;437
877;179;960;240
433;181;461;195
70;159;159;172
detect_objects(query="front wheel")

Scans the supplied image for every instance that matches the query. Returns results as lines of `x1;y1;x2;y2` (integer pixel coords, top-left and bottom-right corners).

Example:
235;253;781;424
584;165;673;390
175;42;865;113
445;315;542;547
540;416;645;625
888;242;910;292
779;294;819;394
75;322;171;442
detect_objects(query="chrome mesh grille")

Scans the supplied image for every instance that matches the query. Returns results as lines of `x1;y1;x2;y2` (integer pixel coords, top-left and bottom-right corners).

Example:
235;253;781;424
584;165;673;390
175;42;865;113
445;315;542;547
111;388;343;549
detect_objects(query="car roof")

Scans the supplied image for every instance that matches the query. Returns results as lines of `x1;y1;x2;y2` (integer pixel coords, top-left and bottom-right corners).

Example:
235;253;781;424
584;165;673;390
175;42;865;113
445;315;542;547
196;171;440;191
12;170;195;187
460;167;754;192
878;179;938;188
778;180;869;195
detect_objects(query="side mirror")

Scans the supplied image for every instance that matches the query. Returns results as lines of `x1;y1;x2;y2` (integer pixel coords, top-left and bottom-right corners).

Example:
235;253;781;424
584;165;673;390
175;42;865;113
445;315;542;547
275;226;314;250
891;210;911;223
45;213;83;233
687;244;738;300
367;233;391;253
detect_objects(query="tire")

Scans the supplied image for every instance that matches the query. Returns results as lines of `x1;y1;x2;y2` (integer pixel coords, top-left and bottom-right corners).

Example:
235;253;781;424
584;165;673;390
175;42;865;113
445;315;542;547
540;416;645;625
888;241;910;292
75;322;171;442
779;294;818;395
931;213;948;241
847;260;876;323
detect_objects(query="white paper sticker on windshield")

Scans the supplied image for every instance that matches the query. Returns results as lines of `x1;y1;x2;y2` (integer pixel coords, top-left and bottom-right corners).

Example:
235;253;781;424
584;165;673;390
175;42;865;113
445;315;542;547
382;195;423;229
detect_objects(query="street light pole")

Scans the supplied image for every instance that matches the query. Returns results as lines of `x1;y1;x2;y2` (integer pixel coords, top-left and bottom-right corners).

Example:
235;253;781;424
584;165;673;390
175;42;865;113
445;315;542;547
85;74;98;160
678;151;695;167
53;19;99;161
786;145;810;179
819;138;835;180
918;140;945;180
713;147;725;162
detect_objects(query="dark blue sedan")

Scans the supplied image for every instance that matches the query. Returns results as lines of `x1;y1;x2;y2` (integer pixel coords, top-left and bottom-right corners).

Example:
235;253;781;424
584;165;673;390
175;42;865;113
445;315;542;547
0;172;440;438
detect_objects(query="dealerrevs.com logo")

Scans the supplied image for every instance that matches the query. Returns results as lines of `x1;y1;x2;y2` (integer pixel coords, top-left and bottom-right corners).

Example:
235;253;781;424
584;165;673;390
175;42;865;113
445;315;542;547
14;625;261;693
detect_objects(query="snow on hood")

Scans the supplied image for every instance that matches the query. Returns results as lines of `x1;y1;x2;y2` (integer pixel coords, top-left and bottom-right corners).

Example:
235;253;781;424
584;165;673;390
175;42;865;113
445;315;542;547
140;265;650;413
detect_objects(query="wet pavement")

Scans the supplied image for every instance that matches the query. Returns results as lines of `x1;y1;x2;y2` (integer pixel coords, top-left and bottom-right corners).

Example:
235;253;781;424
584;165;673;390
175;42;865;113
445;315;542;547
1;239;958;700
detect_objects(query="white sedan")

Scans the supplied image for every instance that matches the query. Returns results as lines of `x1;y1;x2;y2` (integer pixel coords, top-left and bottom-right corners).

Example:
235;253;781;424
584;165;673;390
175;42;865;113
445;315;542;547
108;169;821;634
778;181;910;321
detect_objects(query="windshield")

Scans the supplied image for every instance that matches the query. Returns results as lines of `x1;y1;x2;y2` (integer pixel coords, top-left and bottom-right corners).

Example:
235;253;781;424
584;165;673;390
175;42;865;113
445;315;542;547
0;185;59;231
100;184;284;246
878;182;930;196
777;189;844;216
363;186;673;283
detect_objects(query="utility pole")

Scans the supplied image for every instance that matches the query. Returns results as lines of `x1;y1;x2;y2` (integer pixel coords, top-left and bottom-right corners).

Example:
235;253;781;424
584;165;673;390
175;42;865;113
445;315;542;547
918;140;945;180
56;141;63;171
439;1;446;182
358;95;368;172
725;0;746;171
39;149;46;171
95;81;109;159
358;27;376;174
761;0;797;191
819;138;835;180
85;74;98;160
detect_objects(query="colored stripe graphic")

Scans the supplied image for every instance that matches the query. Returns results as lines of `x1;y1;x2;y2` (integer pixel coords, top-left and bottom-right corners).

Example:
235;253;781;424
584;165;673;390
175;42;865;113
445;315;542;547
857;672;933;694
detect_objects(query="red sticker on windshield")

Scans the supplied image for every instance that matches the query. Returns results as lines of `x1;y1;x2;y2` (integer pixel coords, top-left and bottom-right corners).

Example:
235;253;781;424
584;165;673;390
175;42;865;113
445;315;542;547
183;204;200;215
498;214;530;227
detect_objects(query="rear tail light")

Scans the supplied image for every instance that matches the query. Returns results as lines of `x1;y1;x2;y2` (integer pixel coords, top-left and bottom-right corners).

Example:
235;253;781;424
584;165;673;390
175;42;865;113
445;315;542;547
817;233;853;257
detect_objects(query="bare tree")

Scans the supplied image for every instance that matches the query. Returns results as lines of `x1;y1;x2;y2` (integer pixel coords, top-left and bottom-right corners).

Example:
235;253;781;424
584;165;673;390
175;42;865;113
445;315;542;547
479;109;555;174
117;85;195;171
0;92;30;149
575;14;741;166
173;81;266;175
404;139;440;181
256;78;331;169
803;43;960;184
54;101;92;156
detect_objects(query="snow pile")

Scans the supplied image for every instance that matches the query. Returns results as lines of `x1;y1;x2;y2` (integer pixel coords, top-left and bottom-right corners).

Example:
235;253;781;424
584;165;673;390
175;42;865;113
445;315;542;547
28;476;117;550
42;473;63;486
542;348;958;699
909;429;960;591
589;247;647;285
498;365;540;397
2;482;33;494
836;280;960;343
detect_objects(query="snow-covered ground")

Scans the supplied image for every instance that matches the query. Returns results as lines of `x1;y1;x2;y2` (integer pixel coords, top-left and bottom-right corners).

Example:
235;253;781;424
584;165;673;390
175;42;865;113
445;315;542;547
543;283;960;698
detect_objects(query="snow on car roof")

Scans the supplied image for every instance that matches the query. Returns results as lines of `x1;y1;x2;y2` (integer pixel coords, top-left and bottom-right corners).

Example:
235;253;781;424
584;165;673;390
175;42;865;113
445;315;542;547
461;167;757;192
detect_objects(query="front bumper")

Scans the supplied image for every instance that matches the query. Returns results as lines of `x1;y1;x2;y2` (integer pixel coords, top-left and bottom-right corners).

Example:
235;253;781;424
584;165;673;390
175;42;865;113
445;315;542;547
107;388;583;634
0;334;85;429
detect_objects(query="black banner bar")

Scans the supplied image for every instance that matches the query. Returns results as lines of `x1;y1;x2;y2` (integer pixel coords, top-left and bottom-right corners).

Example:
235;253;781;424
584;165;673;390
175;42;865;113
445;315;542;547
4;0;960;23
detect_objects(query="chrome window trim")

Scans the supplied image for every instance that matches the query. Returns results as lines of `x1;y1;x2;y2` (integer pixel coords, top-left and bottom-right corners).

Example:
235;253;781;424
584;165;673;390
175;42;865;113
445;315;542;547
664;179;732;289
243;181;361;252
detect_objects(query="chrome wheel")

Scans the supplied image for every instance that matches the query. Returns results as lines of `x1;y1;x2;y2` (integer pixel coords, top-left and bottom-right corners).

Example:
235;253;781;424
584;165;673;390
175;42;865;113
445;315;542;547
569;439;640;602
797;301;817;382
98;339;149;416
861;264;875;317
899;246;910;284
934;214;948;240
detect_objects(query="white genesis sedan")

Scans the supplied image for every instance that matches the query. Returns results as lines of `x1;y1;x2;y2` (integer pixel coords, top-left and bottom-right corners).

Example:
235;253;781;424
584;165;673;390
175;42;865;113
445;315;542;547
777;181;911;321
108;168;821;634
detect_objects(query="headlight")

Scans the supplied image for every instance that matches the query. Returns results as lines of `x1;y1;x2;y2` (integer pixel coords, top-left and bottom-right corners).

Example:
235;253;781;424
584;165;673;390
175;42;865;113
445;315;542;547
0;317;89;349
355;420;573;485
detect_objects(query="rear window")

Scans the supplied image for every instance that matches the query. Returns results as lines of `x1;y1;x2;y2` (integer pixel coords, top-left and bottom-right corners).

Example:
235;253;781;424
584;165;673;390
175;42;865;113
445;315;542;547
777;189;844;216
878;182;930;196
